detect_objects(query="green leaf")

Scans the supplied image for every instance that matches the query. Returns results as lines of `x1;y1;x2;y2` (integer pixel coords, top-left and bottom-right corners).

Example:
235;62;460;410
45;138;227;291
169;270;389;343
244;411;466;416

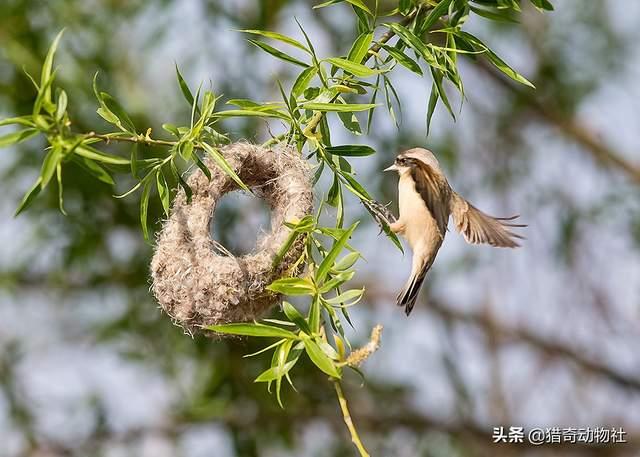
73;156;115;185
340;172;372;200
92;73;121;126
347;32;373;63
55;89;68;122
171;161;192;204
249;40;308;67
194;154;212;180
380;44;423;75
285;215;316;233
200;143;249;191
292;67;317;98
226;99;283;110
272;229;300;268
180;141;194;161
100;92;137;133
337;111;362;135
75;145;130;165
156;171;170;216
254;357;298;382
55;163;66;215
140;178;152;241
345;0;372;15
325;57;380;78
457;31;535;88
206;322;300;339
324;288;364;305
303;102;377;112
14;177;43;216
130;144;139;178
215;109;290;121
529;0;554;11
244;339;285;358
240;30;309;53
33;69;58;116
175;64;197;111
0;129;39;148
303;339;341;378
326;145;375;157
267;277;316;296
317;339;340;360
282;301;311;334
319;271;355;293
40;145;63;188
41;30;65;106
417;0;453;35
333;252;361;271
162;123;180;137
253;358;299;382
0;116;36;128
469;5;519;23
426;82;439;135
383;23;443;70
316;221;358;283
430;68;455;120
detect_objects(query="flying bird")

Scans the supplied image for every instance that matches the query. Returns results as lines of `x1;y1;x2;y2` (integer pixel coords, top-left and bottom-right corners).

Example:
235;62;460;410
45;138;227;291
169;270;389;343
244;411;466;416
384;147;525;315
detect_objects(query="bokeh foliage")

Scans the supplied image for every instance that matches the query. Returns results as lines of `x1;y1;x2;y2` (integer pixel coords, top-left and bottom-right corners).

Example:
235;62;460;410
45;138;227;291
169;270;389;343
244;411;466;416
2;1;639;457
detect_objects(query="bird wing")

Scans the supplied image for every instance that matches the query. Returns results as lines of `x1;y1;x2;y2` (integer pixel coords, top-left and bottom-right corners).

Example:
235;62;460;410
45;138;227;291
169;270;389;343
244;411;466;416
410;161;450;236
450;193;525;248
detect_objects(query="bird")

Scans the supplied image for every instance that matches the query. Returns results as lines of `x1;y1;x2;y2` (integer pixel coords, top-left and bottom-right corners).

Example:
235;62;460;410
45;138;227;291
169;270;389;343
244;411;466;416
384;147;525;315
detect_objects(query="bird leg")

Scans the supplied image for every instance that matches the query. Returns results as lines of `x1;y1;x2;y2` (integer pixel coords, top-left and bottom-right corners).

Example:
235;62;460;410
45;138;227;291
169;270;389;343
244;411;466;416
389;221;406;234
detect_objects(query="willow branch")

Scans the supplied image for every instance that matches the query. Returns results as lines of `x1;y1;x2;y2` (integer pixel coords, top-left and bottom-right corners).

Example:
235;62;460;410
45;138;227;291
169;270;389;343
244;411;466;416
333;380;370;457
475;61;640;185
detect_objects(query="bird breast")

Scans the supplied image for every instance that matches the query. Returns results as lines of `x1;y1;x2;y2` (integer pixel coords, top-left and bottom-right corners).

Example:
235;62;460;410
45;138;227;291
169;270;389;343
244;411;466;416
398;175;443;250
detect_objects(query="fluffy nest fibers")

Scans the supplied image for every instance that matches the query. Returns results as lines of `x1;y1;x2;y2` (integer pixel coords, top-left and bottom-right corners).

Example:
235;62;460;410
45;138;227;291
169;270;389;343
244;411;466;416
150;143;313;336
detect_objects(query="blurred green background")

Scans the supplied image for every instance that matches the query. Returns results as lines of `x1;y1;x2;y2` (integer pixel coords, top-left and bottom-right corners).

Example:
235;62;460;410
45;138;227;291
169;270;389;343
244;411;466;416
1;1;639;456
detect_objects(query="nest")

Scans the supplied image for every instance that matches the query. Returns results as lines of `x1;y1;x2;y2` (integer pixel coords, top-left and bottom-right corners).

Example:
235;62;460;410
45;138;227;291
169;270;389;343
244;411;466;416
150;142;313;335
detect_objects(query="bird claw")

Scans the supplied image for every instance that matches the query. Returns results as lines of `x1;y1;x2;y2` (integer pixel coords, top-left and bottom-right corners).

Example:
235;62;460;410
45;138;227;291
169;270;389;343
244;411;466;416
362;199;397;234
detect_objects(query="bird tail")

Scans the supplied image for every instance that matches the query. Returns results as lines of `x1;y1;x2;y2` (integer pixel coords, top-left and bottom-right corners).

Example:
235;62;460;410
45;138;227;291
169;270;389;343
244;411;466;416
396;267;429;316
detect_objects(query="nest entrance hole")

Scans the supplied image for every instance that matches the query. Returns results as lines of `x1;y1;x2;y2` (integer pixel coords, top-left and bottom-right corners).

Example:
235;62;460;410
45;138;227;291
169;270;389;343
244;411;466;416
211;192;272;257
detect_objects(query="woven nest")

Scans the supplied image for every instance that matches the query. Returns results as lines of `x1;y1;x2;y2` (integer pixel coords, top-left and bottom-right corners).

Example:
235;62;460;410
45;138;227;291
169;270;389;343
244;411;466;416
150;143;313;335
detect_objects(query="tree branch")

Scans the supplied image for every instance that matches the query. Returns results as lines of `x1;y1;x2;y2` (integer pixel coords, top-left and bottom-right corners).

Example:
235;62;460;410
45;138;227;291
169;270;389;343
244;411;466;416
475;60;640;185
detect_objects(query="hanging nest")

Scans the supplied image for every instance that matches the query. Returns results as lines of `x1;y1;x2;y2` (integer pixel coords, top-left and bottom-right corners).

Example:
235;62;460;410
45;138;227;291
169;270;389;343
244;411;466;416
150;142;313;336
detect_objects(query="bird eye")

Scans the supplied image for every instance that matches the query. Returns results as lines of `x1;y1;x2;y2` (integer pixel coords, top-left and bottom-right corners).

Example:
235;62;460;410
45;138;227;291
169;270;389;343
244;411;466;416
396;158;405;165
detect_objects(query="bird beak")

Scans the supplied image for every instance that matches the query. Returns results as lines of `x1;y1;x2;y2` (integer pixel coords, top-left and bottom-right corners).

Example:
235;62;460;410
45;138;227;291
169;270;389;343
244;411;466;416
384;164;398;172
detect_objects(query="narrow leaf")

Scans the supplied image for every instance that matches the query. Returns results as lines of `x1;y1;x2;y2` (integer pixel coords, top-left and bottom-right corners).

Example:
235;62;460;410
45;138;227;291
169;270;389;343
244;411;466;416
0;129;39;148
140;178;152;240
240;30;309;53
347;32;373;63
380;44;423;75
303;339;341;378
14;177;43;216
156;171;170;216
41;30;65;105
292;67;317;98
325;57;380;78
326;145;375;157
303;102;377;112
249;40;308;67
206;322;300;339
458;31;535;88
316;221;358;283
201;143;249;191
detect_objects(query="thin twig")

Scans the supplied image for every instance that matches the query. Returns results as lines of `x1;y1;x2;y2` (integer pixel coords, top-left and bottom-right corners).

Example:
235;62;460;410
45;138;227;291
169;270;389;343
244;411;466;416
86;131;176;148
333;380;370;457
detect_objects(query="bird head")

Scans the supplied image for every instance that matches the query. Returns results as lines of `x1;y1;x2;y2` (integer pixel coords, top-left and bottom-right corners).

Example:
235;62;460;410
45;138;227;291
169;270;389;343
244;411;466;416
384;147;442;175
